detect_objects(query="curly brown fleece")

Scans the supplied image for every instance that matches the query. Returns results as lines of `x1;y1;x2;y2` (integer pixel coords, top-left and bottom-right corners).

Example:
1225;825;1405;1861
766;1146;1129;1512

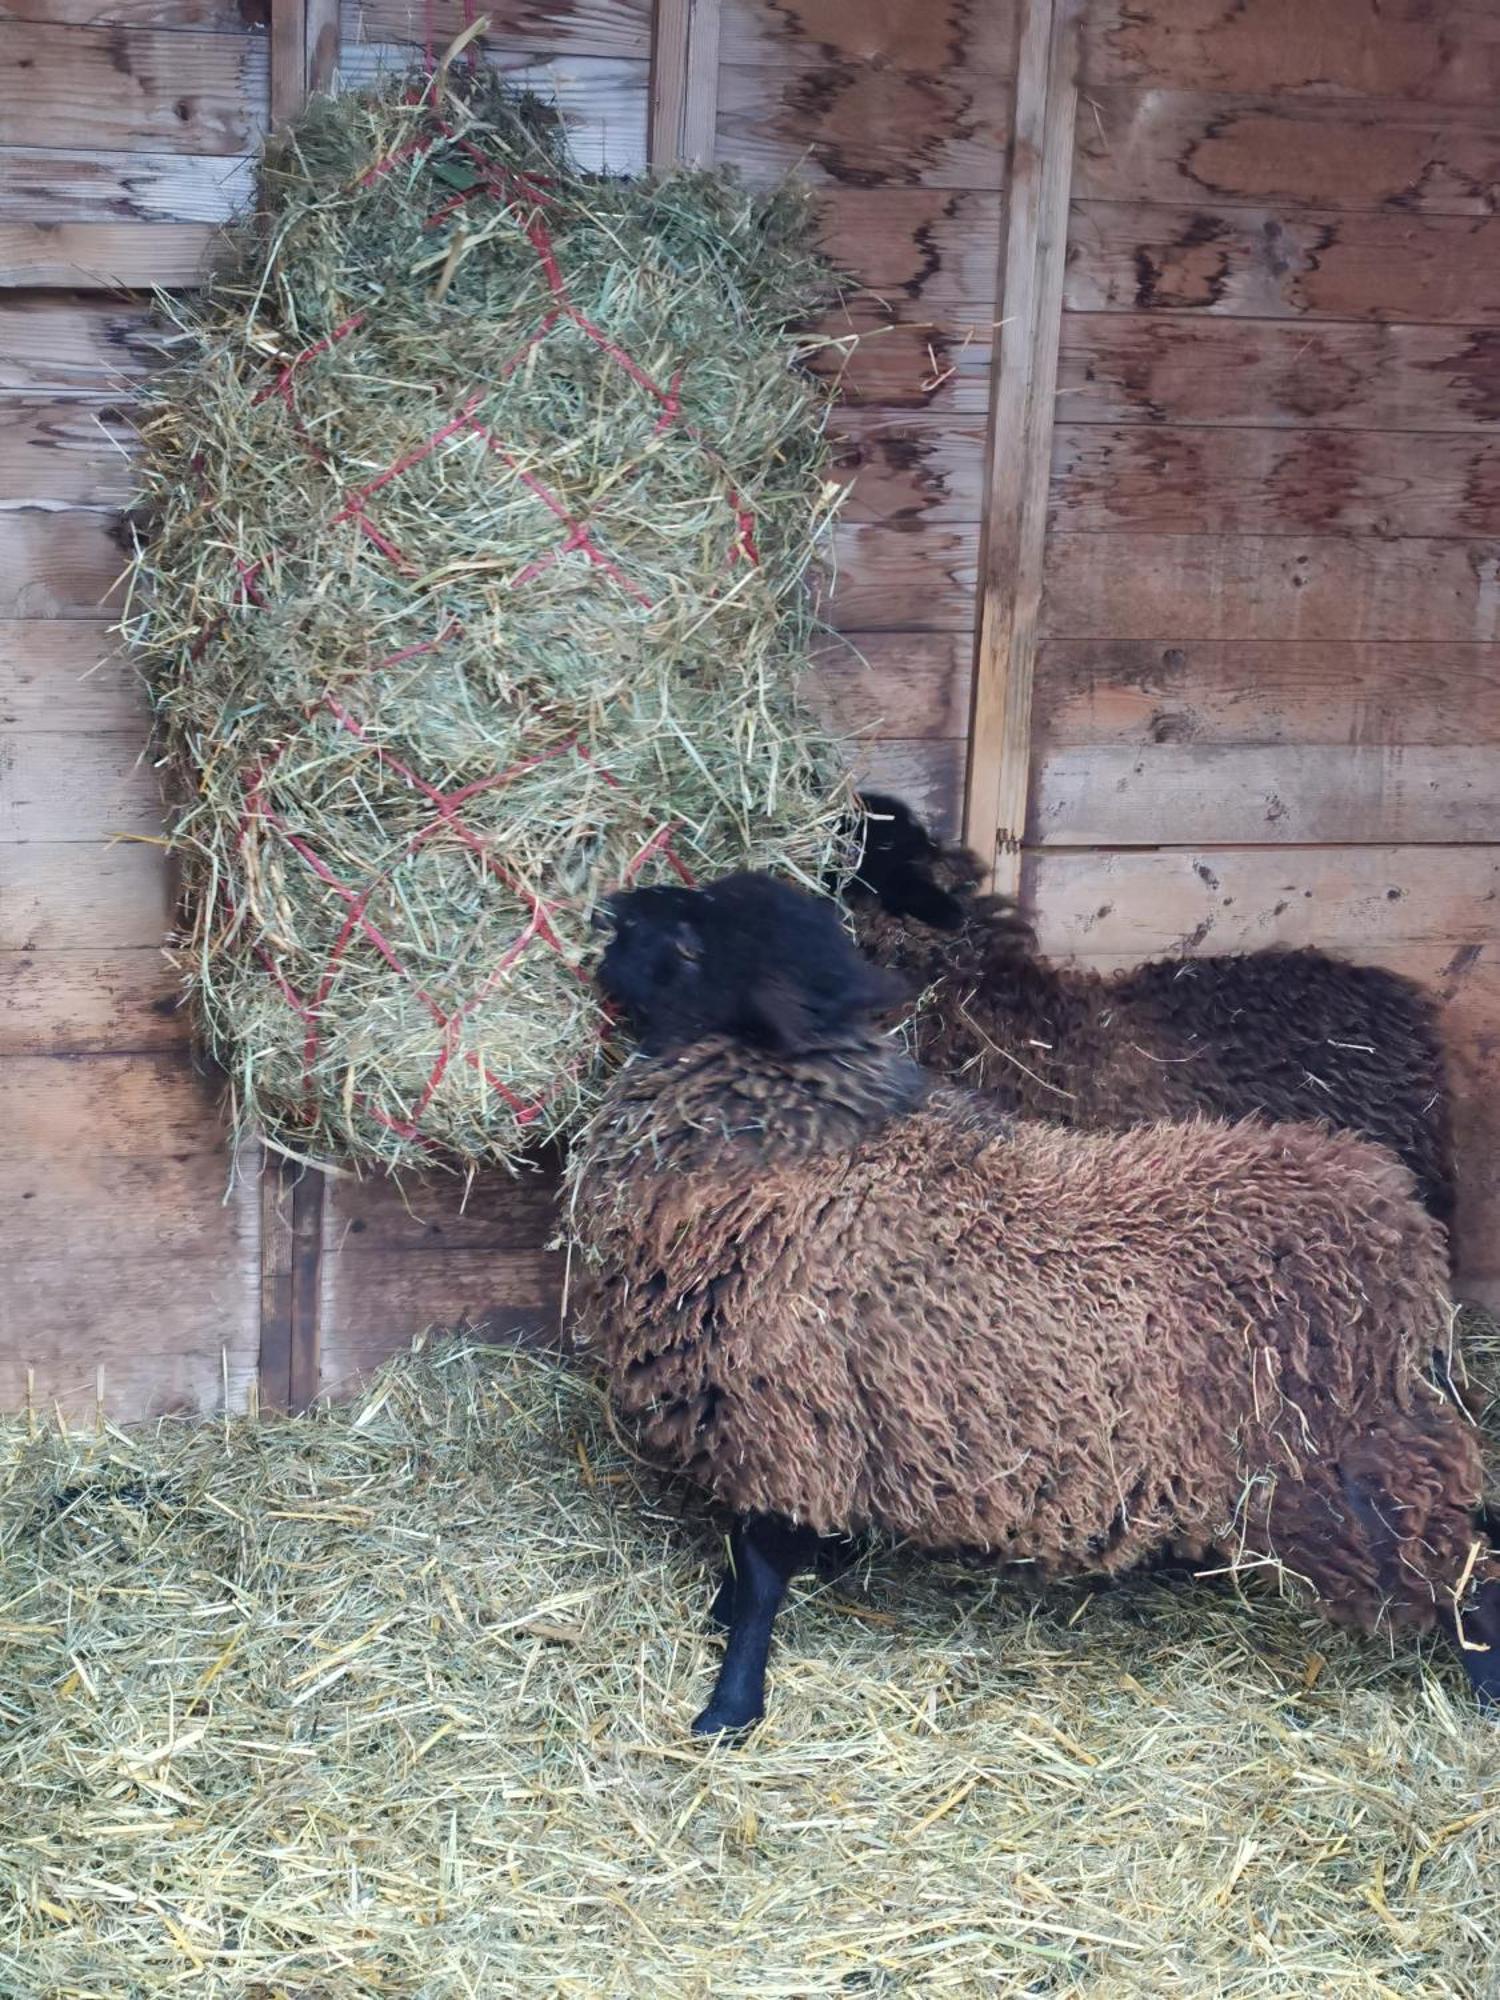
571;1034;1489;1636
849;875;1457;1226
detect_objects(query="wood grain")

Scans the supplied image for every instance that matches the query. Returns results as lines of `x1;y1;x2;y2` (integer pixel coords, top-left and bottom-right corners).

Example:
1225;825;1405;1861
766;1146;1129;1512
827;521;979;631
0;403;135;505
1073;88;1500;219
1029;744;1500;847
807;631;972;740
0;297;160;394
1056;315;1500;434
1050;424;1500;540
269;0;305;125
818;189;1003;310
1067;202;1500;326
849;737;965;836
0;839;171;948
715;59;1010;189
1041;533;1500;644
967;0;1079;891
2;730;162;841
828;410;985;524
0;514;123;619
346;0;650;58
649;0;719;164
0;624;139;728
1030;640;1500;750
1024;842;1500;961
319;1245;563;1395
807;314;992;415
0;25;269;154
719;0;1019;74
0;145;254;223
0;222;221;286
0;946;184;1053
1081;0;1500;108
5;0;258;25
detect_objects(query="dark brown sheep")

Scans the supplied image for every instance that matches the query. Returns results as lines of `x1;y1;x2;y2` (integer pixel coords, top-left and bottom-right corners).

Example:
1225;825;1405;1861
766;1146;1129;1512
843;794;1457;1228
569;871;1500;1736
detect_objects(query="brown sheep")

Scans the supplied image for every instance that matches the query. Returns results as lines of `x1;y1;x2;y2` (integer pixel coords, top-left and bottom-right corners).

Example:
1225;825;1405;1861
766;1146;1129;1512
843;794;1457;1229
569;871;1500;1737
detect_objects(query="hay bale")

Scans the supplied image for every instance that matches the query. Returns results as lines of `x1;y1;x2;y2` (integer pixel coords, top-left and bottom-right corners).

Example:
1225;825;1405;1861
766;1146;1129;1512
125;68;849;1173
3;1333;1498;1996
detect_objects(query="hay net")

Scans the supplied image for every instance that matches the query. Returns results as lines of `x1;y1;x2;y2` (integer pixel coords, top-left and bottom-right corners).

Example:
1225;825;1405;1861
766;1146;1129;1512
124;65;851;1174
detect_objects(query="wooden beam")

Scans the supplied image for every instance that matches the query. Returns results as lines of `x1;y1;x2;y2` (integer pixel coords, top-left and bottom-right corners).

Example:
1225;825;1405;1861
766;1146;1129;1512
270;0;308;127
965;0;1080;894
306;0;340;96
649;0;720;166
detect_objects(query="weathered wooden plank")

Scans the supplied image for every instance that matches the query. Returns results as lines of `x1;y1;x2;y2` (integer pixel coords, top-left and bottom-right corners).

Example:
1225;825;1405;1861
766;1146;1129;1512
1080;0;1500;108
1068;202;1500;326
0;26;269;155
849;737;964;836
828;410;985;525
1041;533;1500;644
1073;88;1500;220
0;839;172;948
0;624;140;727
807;632;971;741
339;47;649;172
0;403;135;505
0;298;159;395
347;0;650;58
0;1146;247;1265
1050;424;1500;540
1030;744;1500;848
0;946;184;1053
0;512;122;618
0;146;254;224
818;189;1002;311
649;0;720;165
828;521;979;631
1024;843;1500;960
325;1153;563;1257
6;1049;230;1155
305;0;336;90
0;222;221;288
966;0;1078;893
1056;315;1500;434
715;60;1010;190
270;0;307;125
807;315;992;415
5;0;258;26
318;1244;563;1395
0;1333;258;1422
719;0;1019;74
1031;640;1500;750
1;730;161;840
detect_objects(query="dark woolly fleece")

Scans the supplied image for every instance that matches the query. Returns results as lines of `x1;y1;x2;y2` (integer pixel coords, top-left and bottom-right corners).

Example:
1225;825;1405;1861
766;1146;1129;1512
845;800;1457;1226
572;1034;1489;1636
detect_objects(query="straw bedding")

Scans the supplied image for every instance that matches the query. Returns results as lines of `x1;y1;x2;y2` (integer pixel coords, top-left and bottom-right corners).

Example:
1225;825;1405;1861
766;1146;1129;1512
124;68;848;1174
3;1328;1498;1999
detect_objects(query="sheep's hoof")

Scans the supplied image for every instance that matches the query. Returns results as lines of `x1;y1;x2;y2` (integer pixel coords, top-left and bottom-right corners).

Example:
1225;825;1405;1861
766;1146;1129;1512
691;1697;762;1738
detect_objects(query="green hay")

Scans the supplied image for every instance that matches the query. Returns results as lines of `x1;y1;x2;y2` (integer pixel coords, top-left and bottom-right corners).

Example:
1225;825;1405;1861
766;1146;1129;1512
123;68;851;1175
2;1323;1497;1998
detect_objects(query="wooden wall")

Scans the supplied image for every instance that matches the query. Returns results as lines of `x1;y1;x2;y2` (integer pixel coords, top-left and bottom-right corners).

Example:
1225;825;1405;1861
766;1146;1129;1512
1022;0;1500;1310
3;0;1496;1416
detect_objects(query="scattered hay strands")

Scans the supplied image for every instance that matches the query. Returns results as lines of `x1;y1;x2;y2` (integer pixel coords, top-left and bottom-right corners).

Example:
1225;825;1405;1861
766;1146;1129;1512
2;1324;1498;1997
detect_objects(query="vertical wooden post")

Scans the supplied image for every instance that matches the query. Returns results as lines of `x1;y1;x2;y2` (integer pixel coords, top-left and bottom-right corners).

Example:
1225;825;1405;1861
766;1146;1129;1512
965;0;1080;895
270;0;340;127
649;0;722;166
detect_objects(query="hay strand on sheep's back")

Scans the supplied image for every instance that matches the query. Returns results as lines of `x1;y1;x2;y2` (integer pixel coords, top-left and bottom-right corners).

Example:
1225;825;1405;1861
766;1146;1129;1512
123;68;850;1173
2;1322;1498;1998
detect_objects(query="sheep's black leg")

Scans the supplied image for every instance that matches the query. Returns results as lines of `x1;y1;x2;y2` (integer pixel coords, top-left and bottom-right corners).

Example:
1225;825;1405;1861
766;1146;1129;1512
1449;1576;1500;1712
707;1563;736;1632
693;1514;819;1736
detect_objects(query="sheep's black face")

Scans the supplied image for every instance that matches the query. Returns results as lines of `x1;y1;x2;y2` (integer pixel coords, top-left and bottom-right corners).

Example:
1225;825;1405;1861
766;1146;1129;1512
841;793;967;933
598;872;908;1056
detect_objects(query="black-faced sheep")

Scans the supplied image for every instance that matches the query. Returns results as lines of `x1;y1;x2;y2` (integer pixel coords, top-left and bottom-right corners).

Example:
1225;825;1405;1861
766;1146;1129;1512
569;871;1499;1737
842;794;1457;1229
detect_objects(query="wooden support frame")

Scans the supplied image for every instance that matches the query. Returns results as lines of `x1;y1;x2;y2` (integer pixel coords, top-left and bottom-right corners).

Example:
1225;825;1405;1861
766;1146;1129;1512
259;1161;326;1412
965;0;1081;895
270;0;341;127
649;0;721;166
